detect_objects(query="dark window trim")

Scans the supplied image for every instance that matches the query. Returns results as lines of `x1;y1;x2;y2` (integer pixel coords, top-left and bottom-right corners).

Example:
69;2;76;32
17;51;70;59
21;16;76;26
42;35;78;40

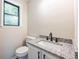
4;13;18;16
4;1;20;26
4;13;18;17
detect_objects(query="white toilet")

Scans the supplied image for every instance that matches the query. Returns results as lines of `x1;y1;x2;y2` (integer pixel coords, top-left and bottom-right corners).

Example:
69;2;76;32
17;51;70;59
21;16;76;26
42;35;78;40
16;46;28;59
15;36;35;59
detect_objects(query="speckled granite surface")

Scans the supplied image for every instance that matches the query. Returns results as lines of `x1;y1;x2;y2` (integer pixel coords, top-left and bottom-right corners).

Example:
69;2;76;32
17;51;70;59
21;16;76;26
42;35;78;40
26;39;75;59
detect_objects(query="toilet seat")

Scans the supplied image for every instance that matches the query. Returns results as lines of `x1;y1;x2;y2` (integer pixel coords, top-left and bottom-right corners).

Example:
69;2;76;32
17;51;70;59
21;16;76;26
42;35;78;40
16;46;28;57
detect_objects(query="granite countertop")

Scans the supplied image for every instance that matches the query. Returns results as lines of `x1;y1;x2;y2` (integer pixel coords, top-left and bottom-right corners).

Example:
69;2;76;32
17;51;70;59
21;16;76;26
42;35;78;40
26;38;75;59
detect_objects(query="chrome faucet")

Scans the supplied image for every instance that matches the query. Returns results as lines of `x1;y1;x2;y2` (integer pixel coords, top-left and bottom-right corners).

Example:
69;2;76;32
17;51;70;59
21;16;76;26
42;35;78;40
46;32;53;41
46;32;58;42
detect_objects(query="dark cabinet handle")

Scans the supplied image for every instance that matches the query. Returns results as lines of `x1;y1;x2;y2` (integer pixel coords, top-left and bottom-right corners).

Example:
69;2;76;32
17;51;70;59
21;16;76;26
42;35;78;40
43;54;46;59
38;51;40;59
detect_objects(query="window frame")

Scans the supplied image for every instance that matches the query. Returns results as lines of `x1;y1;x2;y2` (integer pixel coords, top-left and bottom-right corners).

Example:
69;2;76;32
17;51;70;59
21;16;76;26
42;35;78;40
4;1;20;26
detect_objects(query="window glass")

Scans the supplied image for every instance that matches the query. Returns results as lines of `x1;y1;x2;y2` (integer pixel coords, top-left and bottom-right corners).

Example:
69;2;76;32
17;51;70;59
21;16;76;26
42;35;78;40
4;1;20;26
5;14;18;25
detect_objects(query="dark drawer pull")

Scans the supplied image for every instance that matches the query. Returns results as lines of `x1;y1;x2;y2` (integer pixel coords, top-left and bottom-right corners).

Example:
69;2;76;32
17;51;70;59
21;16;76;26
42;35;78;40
38;51;40;59
43;54;46;59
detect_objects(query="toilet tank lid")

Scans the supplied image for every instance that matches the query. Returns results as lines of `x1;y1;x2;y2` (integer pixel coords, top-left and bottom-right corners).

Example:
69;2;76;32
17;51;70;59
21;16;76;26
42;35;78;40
16;46;28;53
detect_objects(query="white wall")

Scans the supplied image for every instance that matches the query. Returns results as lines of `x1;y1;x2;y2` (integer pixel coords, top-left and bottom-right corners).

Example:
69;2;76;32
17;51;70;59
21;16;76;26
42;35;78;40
0;0;28;59
28;0;74;39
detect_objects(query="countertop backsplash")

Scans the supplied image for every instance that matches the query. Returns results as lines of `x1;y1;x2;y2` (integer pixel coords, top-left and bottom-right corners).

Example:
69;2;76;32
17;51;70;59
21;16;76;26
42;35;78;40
39;35;72;44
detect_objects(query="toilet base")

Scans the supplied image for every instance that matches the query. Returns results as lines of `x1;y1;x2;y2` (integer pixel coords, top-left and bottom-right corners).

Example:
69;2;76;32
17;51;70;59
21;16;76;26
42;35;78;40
17;55;28;59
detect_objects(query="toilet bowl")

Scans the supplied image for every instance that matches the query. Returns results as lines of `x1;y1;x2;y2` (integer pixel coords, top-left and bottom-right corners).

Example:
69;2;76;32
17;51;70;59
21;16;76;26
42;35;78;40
16;46;28;59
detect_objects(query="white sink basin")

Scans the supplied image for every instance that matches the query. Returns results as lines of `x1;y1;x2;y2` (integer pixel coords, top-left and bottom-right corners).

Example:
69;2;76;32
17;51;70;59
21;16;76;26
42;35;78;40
37;40;63;49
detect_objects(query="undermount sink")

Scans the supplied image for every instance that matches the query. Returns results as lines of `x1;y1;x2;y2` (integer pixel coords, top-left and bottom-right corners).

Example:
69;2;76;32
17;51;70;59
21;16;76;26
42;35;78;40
37;40;63;49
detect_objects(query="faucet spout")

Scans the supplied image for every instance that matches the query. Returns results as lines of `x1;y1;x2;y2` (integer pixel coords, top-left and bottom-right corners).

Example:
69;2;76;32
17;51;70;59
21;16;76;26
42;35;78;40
49;32;53;41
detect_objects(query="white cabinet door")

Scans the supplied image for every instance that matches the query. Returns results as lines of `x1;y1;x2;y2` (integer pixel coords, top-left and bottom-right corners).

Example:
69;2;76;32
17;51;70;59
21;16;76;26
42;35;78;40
42;51;61;59
27;44;42;59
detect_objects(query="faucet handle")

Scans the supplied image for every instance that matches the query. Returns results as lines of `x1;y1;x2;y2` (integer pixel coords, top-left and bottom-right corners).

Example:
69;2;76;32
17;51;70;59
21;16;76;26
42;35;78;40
52;37;57;43
55;38;58;42
46;36;49;40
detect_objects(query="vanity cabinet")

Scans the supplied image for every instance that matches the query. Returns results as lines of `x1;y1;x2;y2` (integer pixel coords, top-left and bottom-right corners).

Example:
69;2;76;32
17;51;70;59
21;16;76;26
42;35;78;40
27;43;61;59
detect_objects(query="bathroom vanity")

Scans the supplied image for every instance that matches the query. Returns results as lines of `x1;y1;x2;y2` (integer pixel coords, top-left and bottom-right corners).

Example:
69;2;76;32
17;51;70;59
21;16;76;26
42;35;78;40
27;43;61;59
26;39;75;59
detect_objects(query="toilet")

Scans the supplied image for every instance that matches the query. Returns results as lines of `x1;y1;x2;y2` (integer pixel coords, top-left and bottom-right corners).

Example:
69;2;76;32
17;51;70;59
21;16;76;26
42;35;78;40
16;46;28;59
15;36;35;59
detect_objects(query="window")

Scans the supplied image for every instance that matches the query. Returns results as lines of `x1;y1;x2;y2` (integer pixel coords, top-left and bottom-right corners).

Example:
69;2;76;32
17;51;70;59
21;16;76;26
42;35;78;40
4;1;20;26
